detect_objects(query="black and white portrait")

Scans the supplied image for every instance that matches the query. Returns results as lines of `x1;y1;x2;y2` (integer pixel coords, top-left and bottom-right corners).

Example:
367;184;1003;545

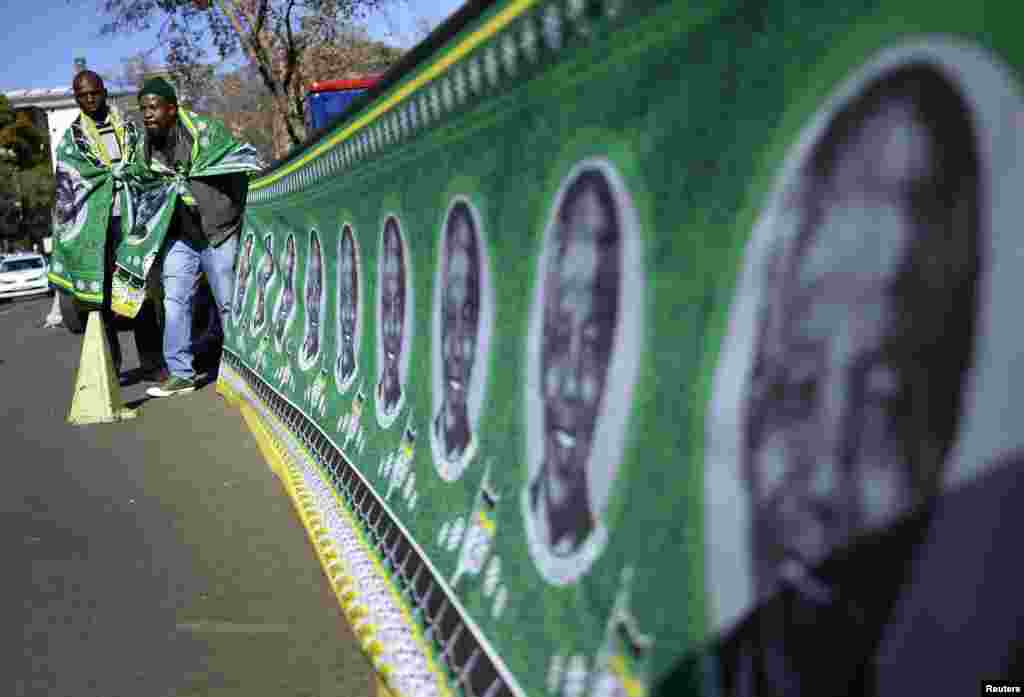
431;198;493;481
522;159;644;586
250;234;276;336
745;65;979;600
273;234;298;351
233;233;256;327
335;224;362;394
703;40;1024;697
127;185;168;241
53;161;88;243
376;215;413;429
299;229;324;370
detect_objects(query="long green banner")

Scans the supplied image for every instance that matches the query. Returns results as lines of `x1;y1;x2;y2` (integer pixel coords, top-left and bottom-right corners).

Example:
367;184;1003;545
218;0;1024;695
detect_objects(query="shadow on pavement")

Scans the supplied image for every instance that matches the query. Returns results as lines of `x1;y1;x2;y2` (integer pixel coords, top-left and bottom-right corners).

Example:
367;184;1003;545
124;396;154;409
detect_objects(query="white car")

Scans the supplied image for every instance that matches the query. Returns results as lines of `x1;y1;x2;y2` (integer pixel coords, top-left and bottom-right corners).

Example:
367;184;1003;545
0;252;52;300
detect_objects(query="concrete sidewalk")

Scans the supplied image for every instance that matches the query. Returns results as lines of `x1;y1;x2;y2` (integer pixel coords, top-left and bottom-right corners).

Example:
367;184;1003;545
1;296;371;697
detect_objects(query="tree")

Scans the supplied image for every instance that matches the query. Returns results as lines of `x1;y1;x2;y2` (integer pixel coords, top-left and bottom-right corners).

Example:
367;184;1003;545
0;97;47;171
106;52;165;91
16;163;57;242
86;0;405;157
203;63;277;160
0;96;52;245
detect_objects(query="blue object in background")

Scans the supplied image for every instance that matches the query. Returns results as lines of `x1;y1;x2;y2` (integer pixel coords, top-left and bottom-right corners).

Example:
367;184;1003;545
305;89;368;131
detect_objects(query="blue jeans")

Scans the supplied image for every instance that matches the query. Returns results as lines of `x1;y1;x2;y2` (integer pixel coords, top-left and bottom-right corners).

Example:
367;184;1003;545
162;235;237;379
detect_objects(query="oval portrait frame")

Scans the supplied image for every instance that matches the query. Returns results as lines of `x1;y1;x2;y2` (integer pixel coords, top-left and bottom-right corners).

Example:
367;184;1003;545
522;156;645;586
335;222;364;395
375;213;414;430
704;37;1024;636
271;232;299;354
297;228;327;372
248;229;278;339
430;195;494;482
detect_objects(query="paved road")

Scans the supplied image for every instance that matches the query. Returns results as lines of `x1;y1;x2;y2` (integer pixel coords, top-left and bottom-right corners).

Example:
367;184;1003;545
0;296;371;697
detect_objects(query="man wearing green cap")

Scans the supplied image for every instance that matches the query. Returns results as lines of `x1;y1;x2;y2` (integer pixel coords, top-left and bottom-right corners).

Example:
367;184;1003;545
116;76;263;397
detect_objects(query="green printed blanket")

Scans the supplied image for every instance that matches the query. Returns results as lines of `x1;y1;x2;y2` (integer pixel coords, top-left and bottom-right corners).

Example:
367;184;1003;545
110;110;264;318
47;106;139;304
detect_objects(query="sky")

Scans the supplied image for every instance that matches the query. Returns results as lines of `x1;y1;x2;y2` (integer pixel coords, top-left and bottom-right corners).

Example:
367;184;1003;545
0;0;466;92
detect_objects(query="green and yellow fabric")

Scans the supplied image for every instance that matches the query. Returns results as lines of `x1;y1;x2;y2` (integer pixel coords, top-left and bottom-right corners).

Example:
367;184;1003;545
110;109;264;318
218;0;1024;696
47;105;138;305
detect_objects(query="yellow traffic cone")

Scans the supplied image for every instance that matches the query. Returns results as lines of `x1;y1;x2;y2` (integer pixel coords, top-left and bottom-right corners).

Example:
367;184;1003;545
67;311;138;425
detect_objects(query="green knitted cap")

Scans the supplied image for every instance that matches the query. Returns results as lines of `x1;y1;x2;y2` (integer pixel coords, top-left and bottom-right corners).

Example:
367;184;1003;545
138;77;177;104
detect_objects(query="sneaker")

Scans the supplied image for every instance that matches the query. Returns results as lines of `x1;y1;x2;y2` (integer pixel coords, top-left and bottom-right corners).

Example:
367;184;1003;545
146;375;197;398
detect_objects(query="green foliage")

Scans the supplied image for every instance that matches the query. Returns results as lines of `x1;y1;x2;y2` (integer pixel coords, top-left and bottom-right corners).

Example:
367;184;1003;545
0;96;52;240
0;95;47;170
18;162;56;213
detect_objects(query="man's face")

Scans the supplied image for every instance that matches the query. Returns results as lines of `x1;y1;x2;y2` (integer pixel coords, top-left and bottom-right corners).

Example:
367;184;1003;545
140;95;177;136
236;236;253;288
259;236;274;282
287;237;296;277
540;173;619;511
282;237;296;297
253;236;274;326
274;237;295;342
441;205;480;409
381;220;405;367
73;75;106;118
307;234;322;319
234;236;254;317
339;228;358;354
241;236;254;274
745;102;932;575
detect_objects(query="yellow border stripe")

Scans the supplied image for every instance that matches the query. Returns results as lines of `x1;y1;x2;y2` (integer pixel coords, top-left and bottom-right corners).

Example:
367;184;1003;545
48;273;103;303
218;371;454;697
48;273;72;290
253;0;541;190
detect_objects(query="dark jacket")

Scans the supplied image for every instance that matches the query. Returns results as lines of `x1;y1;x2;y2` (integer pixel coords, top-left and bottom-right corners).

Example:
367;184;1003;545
715;453;1024;697
144;118;248;248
